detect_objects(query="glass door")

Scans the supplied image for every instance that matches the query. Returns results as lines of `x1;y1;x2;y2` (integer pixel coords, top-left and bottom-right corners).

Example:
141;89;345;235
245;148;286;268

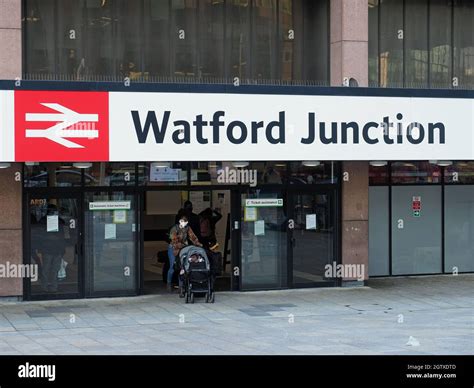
288;190;337;287
27;193;81;299
240;189;288;290
84;191;138;296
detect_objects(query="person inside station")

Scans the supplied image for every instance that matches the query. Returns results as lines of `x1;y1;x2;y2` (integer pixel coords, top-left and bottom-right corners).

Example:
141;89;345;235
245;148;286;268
199;207;222;250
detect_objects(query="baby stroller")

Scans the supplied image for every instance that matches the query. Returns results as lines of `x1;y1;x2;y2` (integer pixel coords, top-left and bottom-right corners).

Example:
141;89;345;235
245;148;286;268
179;245;215;304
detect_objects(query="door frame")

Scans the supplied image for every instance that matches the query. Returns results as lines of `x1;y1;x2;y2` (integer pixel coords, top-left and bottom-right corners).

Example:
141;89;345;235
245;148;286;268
235;184;340;291
83;187;140;298
286;185;340;288
23;189;84;301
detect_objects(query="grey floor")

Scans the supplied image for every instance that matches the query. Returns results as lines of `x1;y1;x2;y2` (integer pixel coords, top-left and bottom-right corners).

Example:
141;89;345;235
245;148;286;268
0;274;472;355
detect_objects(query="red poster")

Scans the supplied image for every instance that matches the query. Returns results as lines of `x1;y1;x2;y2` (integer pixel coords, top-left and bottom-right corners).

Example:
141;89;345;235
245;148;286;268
14;91;109;161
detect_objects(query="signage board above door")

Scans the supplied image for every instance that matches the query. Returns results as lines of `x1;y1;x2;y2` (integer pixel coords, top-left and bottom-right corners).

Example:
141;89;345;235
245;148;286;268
245;198;283;207
0;88;472;162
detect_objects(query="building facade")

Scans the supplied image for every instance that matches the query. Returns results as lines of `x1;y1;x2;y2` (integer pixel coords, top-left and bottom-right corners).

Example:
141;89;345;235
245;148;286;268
0;0;472;300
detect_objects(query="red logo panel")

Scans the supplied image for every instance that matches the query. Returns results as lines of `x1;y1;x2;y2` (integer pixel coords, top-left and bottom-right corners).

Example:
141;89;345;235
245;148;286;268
15;91;109;161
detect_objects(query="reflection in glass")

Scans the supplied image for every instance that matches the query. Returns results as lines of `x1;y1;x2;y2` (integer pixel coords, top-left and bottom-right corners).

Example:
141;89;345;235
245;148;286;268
84;0;114;76
391;162;441;184
444;161;474;184
289;162;337;184
241;190;287;289
139;162;188;186
430;0;452;88
57;0;84;78
369;164;389;185
292;193;334;286
379;0;403;87
116;0;142;79
172;0;198;77
29;197;80;296
24;163;83;188
405;0;428;87
24;0;56;75
252;0;277;79
279;0;303;81
198;0;225;78
85;192;136;293
144;0;170;77
227;0;250;79
453;0;474;88
87;162;136;186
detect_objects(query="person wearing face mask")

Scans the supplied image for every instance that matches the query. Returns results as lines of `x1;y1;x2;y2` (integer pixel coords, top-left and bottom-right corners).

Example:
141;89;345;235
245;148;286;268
167;212;202;293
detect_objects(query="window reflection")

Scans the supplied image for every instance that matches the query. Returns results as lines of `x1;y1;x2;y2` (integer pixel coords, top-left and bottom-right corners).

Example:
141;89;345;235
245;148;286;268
24;163;83;187
87;163;136;186
444;162;474;184
391;162;441;184
289;162;337;184
139;162;188;186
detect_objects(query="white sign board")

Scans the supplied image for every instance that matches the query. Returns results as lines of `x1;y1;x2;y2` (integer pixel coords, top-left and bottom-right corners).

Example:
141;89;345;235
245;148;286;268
149;165;180;182
245;198;283;207
89;201;131;211
105;223;117;240
46;215;59;232
109;92;474;161
306;214;317;230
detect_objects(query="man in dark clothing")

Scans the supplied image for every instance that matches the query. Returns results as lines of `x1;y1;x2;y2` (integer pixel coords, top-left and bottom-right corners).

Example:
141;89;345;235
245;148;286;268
182;200;202;243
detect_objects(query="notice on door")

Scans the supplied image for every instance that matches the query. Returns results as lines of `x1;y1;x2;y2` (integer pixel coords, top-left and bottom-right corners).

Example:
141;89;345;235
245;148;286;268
113;210;127;224
46;215;59;232
105;223;117;240
306;214;317;230
254;220;265;236
244;207;257;222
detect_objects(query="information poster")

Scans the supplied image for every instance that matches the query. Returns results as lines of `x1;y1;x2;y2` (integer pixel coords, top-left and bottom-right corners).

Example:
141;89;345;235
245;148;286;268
105;223;117;240
306;214;317;230
113;210;127;224
46;215;59;232
245;207;258;222
254;220;265;236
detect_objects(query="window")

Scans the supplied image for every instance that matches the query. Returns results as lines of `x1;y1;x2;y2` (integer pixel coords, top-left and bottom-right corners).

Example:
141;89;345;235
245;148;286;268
86;163;136;187
24;0;330;83
391;162;441;184
289;162;337;184
24;163;83;188
369;164;389;185
198;0;225;79
369;0;474;89
453;0;474;88
139;162;188;186
379;0;403;87
24;0;56;75
430;0;452;88
444;161;474;184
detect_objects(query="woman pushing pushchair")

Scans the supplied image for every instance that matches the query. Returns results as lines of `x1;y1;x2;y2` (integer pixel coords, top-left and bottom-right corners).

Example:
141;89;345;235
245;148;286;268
167;211;203;295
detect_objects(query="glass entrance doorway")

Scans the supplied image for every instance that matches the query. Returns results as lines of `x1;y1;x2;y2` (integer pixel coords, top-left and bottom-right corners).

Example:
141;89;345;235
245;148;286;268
288;190;337;287
27;194;81;299
239;188;338;290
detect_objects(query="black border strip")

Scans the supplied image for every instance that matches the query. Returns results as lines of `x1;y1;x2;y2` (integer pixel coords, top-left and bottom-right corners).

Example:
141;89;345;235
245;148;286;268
0;80;473;98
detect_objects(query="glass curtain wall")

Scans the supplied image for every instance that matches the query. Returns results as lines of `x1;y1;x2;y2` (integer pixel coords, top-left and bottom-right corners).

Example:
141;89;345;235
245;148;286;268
369;0;474;88
24;0;329;83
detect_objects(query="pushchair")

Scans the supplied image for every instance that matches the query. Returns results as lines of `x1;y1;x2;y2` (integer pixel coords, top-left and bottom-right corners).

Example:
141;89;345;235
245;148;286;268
179;245;215;304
